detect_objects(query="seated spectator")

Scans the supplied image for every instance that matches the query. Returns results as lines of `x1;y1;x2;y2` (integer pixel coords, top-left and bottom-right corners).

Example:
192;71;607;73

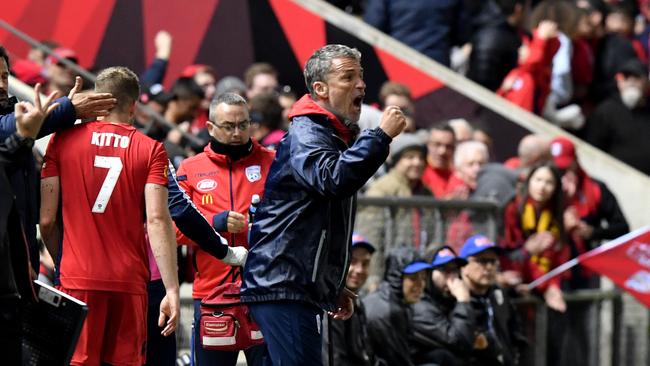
498;20;560;114
448;140;489;199
460;235;527;366
467;0;525;91
500;161;568;312
364;248;431;366
215;75;247;98
504;134;550;170
44;47;79;95
181;64;217;135
135;83;171;140
379;81;416;132
249;92;285;149
245;62;278;99
586;59;650;175
163;77;205;165
449;118;474;143
27;40;59;67
422;122;456;197
363;0;469;67
323;234;384;366
356;133;435;287
412;247;475;366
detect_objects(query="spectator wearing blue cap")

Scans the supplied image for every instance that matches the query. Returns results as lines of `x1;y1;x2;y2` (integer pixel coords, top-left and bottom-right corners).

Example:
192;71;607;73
412;246;475;366
460;235;527;366
323;234;384;366
363;248;432;366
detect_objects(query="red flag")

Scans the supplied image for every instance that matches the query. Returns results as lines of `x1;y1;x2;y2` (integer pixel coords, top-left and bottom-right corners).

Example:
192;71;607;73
578;227;650;308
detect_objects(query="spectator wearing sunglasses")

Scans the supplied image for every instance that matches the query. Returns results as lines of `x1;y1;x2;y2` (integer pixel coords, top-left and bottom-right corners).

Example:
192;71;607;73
460;235;527;366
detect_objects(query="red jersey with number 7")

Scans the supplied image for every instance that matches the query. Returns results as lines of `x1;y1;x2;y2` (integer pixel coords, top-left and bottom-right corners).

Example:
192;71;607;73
41;121;168;295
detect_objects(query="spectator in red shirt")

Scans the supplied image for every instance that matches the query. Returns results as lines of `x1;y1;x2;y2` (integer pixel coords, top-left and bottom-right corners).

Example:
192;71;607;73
422;122;456;198
497;20;561;114
244;63;278;100
449;140;489;199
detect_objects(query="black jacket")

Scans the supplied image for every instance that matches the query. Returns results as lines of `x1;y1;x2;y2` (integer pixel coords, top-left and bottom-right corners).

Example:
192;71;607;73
0;133;37;301
591;34;639;103
586;95;650;176
323;298;377;366
241;96;391;311
411;282;476;363
466;1;521;91
0;97;77;271
363;248;422;366
468;287;527;366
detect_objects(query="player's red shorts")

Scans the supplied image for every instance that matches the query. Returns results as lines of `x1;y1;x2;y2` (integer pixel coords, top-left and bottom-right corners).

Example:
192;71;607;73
59;287;147;366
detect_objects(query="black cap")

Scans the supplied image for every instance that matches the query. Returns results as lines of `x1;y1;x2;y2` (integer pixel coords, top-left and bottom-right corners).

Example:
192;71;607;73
618;59;648;78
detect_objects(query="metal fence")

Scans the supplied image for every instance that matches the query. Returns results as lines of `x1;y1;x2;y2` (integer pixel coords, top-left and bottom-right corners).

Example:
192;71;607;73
355;195;627;366
512;289;623;366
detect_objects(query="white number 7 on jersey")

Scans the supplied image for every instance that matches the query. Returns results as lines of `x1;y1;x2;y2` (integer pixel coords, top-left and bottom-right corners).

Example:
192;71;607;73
92;156;123;213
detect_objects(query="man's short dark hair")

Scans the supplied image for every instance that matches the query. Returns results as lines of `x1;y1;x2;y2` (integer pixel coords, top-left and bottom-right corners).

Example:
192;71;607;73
430;121;456;136
171;77;205;101
244;63;278;89
0;46;10;68
209;92;247;121
95;66;140;113
304;44;361;98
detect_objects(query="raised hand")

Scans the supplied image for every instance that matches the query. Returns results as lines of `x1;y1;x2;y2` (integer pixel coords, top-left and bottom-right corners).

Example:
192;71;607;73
15;83;60;139
68;76;117;120
379;105;407;138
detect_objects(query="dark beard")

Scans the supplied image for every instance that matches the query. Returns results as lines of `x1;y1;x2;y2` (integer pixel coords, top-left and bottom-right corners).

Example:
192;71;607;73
0;96;17;115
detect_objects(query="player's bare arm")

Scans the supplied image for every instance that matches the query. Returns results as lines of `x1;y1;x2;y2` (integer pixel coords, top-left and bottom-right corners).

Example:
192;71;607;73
40;176;61;260
145;183;180;336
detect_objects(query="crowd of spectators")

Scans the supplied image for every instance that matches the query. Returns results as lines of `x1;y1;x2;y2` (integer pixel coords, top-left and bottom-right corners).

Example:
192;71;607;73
2;0;646;364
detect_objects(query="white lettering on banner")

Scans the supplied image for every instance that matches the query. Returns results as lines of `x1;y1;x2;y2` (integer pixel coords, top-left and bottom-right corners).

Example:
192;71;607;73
91;132;130;148
624;270;650;294
626;242;650;269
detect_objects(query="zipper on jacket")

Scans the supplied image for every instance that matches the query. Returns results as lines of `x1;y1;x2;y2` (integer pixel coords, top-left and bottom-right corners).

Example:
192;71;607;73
312;229;327;282
228;160;235;247
337;198;355;289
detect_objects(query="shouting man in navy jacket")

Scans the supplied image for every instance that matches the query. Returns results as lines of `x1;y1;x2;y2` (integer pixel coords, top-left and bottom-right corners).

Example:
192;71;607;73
241;44;406;365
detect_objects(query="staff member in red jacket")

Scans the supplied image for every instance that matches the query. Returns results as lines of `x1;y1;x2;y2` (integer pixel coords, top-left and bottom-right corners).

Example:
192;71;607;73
175;92;275;366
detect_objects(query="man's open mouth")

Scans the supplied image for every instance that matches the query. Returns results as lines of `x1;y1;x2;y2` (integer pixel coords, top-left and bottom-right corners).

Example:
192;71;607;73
352;95;364;108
